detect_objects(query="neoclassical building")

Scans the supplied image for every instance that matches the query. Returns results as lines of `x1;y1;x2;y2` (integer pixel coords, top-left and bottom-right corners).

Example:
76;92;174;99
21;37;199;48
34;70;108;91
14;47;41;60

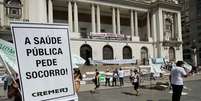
0;0;183;64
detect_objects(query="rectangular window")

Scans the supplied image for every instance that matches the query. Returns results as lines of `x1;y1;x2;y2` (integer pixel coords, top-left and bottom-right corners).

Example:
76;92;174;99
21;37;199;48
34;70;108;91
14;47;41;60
185;0;189;9
197;25;201;30
7;7;21;18
199;53;201;58
11;8;18;15
80;28;87;38
197;0;201;16
101;29;106;33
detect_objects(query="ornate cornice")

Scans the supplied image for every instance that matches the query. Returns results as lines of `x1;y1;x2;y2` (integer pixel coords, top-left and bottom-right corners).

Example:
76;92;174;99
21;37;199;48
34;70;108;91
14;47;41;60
151;0;182;11
70;38;154;44
94;0;150;9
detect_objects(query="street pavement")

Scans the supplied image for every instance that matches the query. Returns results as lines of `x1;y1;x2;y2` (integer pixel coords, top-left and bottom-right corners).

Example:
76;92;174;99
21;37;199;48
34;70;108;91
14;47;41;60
78;80;201;101
0;74;201;101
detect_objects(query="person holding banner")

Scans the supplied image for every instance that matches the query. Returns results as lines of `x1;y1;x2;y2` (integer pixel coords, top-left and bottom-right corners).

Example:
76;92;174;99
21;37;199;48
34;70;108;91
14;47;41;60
2;71;9;98
74;69;82;93
7;74;21;101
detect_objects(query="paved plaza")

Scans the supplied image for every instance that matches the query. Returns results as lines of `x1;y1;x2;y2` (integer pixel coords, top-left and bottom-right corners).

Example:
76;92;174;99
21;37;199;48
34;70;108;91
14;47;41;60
79;80;201;101
0;74;201;101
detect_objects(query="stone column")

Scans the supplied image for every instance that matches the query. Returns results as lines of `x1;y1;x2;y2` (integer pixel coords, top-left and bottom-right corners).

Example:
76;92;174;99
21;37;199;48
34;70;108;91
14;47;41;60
91;4;96;33
134;11;138;36
24;0;47;22
96;5;101;33
147;12;151;38
0;1;4;26
193;48;198;67
112;7;116;34
151;13;157;57
177;12;182;41
151;13;157;42
74;2;79;33
48;0;53;23
117;8;121;34
23;0;29;21
130;10;135;41
68;1;73;32
157;9;164;57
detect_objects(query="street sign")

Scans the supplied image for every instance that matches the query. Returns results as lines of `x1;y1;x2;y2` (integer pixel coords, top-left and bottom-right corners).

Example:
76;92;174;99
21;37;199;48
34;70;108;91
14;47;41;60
11;22;76;101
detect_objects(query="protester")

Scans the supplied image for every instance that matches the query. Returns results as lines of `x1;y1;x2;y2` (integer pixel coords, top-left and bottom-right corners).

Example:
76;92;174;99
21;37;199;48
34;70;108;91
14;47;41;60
131;69;140;96
105;69;111;86
129;69;134;82
74;69;82;93
91;69;100;93
118;68;124;86
170;61;189;101
2;71;9;98
7;73;21;101
112;69;118;86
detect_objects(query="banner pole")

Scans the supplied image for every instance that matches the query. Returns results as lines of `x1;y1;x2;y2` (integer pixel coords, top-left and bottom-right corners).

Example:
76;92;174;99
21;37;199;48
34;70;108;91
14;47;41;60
0;54;22;97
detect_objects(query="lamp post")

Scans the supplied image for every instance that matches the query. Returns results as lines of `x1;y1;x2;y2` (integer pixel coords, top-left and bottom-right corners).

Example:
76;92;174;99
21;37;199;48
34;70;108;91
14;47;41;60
191;40;198;69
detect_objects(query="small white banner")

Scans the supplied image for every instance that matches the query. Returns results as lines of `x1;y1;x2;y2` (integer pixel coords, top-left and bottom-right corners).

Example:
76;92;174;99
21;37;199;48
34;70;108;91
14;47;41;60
11;22;76;101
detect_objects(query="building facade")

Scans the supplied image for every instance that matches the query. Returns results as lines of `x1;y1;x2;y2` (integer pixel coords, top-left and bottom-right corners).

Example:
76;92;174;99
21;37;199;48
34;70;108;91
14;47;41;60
0;0;183;64
180;0;201;65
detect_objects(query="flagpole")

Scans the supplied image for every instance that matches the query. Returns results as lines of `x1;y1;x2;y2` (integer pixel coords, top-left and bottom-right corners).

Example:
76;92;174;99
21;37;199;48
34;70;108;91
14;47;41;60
0;54;22;97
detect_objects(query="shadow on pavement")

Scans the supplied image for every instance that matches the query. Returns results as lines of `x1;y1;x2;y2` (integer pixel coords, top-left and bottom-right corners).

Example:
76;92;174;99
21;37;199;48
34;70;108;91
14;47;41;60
121;92;137;96
158;99;171;101
140;85;167;91
147;99;170;101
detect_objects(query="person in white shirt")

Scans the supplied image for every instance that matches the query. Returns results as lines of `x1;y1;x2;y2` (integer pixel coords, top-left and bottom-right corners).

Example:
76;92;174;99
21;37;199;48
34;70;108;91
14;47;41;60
170;61;188;101
118;68;124;86
105;69;111;86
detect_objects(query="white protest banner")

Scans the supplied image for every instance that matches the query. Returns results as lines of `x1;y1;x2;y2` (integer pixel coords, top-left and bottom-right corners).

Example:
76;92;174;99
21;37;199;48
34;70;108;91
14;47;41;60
11;22;76;101
0;39;18;73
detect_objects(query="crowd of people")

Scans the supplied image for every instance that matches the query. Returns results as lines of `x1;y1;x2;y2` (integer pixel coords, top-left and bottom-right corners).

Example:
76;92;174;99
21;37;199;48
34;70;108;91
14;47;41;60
0;60;196;101
74;60;195;101
87;68;141;96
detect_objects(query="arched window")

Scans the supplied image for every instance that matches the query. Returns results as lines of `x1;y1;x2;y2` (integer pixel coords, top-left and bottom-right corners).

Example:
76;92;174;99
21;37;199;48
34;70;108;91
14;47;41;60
123;46;132;59
169;47;175;62
141;47;148;65
80;44;92;65
103;45;113;60
4;0;22;18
